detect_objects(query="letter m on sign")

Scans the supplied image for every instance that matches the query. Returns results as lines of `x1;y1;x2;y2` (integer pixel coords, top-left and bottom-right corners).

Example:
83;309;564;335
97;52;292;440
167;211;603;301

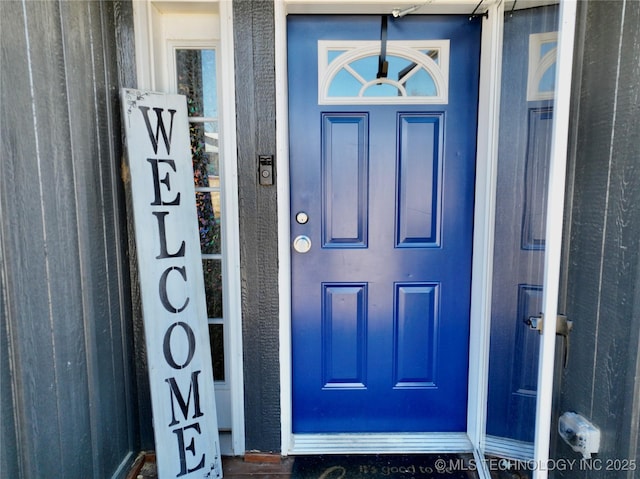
165;371;204;427
120;89;222;479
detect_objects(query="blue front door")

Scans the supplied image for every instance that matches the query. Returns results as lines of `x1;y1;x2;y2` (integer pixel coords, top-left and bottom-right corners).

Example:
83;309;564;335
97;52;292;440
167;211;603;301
289;15;481;433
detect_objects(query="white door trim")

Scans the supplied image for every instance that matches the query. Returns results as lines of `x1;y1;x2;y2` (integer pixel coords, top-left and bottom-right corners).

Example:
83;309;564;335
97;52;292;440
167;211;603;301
275;0;502;457
274;0;294;456
274;0;293;456
218;0;246;456
466;0;504;454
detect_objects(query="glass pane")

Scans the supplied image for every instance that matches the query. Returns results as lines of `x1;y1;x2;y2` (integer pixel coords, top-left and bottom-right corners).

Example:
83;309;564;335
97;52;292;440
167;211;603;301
176;49;218;118
190;121;219;187
420;49;440;64
348;55;412;89
349;55;379;81
540;40;557;57
208;324;225;381
486;2;559;453
362;82;401;97
203;259;223;319
539;63;557;93
401;68;437;96
328;49;347;63
196;191;221;254
328;68;363;97
386;55;413;79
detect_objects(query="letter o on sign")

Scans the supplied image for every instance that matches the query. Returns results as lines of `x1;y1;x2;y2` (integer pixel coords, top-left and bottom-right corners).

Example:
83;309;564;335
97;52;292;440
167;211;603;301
163;321;196;369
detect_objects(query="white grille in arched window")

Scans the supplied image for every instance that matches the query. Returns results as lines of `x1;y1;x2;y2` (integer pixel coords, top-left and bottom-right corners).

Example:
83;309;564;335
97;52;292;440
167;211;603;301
318;40;450;105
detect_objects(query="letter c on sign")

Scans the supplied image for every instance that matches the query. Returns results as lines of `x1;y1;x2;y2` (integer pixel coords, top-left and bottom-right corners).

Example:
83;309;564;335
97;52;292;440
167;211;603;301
159;266;190;313
163;322;196;369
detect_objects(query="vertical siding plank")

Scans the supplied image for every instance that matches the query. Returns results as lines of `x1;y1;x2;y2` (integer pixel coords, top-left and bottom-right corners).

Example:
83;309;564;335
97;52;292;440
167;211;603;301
97;0;139;471
22;0;94;476
598;0;640;465
110;2;141;446
0;2;24;477
0;1;65;476
618;1;640;466
93;0;137;471
562;0;623;441
233;0;281;451
0;264;20;479
59;1;121;476
110;0;156;452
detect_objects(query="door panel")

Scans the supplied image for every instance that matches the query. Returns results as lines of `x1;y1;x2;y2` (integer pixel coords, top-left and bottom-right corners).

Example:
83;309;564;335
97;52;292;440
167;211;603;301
394;283;439;387
321;113;369;247
289;15;481;433
397;114;442;247
322;283;367;388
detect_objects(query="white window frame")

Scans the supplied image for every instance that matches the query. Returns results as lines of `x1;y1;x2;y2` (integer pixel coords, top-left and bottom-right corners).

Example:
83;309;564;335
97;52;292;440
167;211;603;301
276;3;576;479
131;0;245;456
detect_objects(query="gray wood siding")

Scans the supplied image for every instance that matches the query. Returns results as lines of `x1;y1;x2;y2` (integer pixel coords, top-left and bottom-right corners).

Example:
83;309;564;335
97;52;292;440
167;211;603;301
557;0;640;474
0;1;138;477
233;0;281;452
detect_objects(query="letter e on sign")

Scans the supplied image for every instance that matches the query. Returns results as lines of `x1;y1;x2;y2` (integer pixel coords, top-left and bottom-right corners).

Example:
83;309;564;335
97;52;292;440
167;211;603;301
121;89;222;479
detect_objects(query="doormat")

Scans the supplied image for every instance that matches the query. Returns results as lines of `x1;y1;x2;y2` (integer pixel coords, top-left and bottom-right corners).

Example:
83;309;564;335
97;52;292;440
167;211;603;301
291;454;479;479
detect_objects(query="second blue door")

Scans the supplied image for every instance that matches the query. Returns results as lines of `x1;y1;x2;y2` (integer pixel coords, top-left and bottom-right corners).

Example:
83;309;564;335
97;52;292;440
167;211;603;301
289;15;481;433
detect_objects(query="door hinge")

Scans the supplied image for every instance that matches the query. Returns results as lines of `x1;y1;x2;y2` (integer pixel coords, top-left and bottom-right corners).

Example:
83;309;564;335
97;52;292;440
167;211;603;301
525;313;573;368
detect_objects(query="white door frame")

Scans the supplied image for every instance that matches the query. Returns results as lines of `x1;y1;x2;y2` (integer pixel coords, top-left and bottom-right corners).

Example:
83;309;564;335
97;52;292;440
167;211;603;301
276;3;576;478
275;0;503;461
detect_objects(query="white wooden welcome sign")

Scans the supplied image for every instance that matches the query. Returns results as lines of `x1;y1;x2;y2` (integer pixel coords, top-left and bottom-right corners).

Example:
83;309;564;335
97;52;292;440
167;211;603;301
120;89;222;479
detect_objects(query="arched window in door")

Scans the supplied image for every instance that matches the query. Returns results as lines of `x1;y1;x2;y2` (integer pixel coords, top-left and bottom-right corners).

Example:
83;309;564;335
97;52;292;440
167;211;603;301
318;40;450;104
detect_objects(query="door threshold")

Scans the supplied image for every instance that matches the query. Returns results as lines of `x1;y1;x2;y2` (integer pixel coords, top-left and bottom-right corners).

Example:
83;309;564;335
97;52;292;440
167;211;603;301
484;435;534;462
289;433;473;455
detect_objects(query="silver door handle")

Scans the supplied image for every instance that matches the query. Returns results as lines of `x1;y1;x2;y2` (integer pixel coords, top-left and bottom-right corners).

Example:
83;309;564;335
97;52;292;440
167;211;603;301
293;235;312;253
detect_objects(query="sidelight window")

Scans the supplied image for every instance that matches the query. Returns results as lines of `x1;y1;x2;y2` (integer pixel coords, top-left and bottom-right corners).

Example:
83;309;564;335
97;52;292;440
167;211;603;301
175;47;225;381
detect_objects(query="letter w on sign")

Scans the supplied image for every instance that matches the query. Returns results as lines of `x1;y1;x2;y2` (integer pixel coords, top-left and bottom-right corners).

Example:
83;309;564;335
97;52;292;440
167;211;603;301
121;89;222;479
